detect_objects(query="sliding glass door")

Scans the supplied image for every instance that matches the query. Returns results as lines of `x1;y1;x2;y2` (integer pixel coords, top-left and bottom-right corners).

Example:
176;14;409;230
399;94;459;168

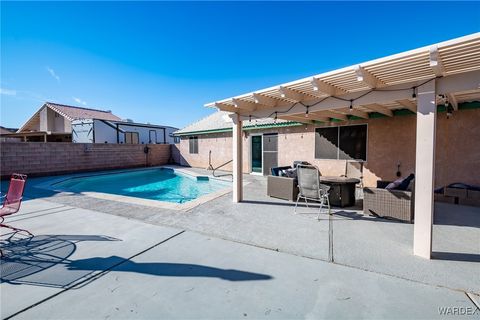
251;133;278;175
251;135;262;173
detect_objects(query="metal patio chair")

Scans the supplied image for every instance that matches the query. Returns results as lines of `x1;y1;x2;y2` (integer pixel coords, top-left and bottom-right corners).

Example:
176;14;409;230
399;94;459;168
0;173;32;237
295;165;331;219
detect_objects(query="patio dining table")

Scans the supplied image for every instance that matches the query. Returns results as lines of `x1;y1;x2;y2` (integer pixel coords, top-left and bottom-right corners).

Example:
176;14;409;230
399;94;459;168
319;176;360;208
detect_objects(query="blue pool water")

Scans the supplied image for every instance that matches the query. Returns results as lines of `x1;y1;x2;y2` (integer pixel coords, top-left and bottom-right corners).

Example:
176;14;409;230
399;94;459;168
54;168;230;204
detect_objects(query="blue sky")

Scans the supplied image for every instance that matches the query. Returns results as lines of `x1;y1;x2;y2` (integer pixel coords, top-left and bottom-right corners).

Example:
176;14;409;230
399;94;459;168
1;2;479;129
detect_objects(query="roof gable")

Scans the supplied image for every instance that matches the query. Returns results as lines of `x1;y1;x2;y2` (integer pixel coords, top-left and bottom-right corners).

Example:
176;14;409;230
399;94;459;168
46;102;122;121
17;102;122;132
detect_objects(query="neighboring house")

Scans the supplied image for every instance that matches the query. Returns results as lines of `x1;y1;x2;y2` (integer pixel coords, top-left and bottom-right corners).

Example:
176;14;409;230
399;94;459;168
0;126;21;142
12;102;122;142
72;119;179;144
6;102;179;144
0;126;18;134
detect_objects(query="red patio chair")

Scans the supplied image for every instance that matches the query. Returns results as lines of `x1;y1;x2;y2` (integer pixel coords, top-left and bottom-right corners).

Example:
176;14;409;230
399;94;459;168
0;173;32;237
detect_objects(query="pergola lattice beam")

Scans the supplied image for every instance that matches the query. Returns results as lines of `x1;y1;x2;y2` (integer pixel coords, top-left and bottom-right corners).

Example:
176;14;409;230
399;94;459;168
396;99;417;113
252;93;278;107
232;98;258;112
313;110;348;121
278;115;316;124
304;114;330;122
310;77;344;96
279;86;307;102
429;45;445;77
214;102;239;113
354;65;386;88
362;103;393;117
446;93;458;111
344;108;369;119
232;98;257;111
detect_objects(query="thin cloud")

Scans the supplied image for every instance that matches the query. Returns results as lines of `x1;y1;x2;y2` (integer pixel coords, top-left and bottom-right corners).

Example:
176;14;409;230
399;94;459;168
73;97;87;106
0;88;17;96
46;66;60;82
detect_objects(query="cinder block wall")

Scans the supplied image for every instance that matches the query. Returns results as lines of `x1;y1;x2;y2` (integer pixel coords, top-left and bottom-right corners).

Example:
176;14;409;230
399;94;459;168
147;144;171;166
177;108;480;188
0;143;171;179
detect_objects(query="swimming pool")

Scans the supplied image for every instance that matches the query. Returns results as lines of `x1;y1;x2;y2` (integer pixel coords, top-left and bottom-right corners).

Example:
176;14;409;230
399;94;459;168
53;168;230;204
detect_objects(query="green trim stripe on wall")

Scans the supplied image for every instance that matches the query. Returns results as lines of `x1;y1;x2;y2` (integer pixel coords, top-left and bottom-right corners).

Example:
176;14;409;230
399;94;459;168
175;121;302;136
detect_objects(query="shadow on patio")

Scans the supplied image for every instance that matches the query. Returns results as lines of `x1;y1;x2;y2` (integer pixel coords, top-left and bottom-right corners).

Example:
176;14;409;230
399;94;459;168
68;256;273;281
241;199;405;224
0;234;120;288
0;234;272;288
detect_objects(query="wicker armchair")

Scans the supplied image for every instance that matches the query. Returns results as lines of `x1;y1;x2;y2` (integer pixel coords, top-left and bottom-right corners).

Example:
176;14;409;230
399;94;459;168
267;163;307;201
267;175;299;201
363;181;414;223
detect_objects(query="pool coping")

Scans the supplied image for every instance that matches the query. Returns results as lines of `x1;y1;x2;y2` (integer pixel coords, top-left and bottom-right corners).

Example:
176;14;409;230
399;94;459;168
34;165;239;211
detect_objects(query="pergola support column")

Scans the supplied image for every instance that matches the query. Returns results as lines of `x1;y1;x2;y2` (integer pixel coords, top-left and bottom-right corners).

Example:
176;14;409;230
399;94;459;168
413;80;436;259
231;113;243;203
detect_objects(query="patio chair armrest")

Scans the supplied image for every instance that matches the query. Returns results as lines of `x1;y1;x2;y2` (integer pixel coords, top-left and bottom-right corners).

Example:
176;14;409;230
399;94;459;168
4;196;22;204
364;187;412;196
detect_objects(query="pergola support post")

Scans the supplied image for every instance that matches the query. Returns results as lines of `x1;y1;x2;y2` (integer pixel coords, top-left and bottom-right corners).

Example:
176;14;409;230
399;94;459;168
231;113;243;203
413;80;436;259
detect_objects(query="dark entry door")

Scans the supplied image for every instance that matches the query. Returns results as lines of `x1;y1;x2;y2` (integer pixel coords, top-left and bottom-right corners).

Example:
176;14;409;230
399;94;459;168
262;133;278;176
251;135;262;173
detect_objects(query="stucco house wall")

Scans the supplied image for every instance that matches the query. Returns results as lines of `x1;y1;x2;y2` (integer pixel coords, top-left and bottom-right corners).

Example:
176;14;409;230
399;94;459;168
177;108;480;188
178;132;249;172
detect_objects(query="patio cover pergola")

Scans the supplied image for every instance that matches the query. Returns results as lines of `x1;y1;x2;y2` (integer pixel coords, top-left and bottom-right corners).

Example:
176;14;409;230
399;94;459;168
206;33;480;259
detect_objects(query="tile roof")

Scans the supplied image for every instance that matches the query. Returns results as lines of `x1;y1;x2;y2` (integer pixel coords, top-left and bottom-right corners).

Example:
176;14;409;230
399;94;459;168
0;126;17;134
46;102;122;121
175;111;295;135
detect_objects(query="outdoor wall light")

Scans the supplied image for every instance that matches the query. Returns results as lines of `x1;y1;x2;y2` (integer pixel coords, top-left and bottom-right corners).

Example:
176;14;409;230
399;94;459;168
446;105;454;119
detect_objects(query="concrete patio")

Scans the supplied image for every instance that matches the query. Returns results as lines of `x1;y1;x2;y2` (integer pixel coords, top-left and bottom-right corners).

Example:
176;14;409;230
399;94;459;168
1;168;479;319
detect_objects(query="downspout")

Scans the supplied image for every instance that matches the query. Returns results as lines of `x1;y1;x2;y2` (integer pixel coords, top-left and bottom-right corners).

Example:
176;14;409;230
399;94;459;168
144;145;150;167
92;121;96;143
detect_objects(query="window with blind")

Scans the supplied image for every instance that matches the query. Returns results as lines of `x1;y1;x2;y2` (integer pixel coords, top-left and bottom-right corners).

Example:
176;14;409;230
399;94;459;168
189;136;198;154
315;124;367;161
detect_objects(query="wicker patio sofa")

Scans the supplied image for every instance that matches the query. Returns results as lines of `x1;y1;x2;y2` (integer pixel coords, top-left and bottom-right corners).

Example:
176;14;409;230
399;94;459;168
363;181;414;223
